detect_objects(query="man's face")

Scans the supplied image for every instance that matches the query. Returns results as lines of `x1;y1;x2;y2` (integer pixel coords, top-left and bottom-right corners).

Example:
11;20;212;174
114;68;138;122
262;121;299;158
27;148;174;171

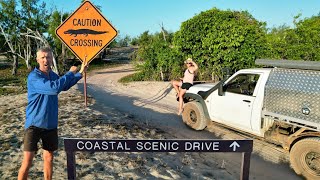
37;51;52;73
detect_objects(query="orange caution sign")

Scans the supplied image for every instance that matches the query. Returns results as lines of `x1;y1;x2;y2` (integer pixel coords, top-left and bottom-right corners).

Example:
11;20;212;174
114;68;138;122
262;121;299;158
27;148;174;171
56;1;117;64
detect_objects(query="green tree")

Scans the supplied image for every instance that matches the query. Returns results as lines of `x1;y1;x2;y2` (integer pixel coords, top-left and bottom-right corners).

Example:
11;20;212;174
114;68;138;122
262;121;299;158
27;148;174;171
46;10;73;73
173;8;267;80
133;30;182;81
0;34;7;53
0;0;51;74
117;35;131;47
265;14;320;61
138;31;153;46
20;0;48;33
288;14;320;61
0;0;21;75
130;37;139;46
47;10;69;53
264;25;291;59
19;0;50;70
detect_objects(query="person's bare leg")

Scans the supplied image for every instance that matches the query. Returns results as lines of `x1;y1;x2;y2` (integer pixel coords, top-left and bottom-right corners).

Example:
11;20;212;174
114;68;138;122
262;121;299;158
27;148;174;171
18;151;35;180
43;150;54;180
178;89;187;115
171;80;181;95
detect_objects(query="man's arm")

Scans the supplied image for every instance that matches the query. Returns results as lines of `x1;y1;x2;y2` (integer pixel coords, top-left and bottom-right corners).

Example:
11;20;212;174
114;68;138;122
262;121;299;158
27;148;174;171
63;62;88;91
28;71;75;95
62;72;82;91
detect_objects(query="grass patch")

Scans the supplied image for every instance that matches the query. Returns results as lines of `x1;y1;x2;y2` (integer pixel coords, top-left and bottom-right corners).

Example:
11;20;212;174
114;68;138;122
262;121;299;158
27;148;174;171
69;58;126;72
0;87;22;95
0;64;29;96
118;72;145;84
88;60;125;71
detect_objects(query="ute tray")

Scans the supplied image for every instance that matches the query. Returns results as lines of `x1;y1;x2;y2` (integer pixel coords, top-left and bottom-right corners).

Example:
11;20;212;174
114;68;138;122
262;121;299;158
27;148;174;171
263;68;320;131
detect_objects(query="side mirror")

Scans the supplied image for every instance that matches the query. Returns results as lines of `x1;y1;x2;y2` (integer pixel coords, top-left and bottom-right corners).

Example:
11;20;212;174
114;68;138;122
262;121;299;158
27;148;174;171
218;82;224;96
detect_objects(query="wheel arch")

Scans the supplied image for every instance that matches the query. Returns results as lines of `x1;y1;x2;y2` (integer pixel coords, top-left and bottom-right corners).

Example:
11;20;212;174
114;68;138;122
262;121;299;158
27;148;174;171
184;93;210;121
289;134;320;152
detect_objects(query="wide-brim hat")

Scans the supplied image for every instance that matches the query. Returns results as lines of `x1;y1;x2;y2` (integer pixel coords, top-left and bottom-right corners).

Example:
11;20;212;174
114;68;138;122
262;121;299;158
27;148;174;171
184;58;193;64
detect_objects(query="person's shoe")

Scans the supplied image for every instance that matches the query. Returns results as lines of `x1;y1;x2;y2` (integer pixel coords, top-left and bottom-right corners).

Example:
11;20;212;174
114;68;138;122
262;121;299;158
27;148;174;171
178;109;184;115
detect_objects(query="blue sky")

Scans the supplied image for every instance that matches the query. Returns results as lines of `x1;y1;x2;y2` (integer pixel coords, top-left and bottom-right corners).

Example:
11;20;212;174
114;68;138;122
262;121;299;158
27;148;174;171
49;0;320;38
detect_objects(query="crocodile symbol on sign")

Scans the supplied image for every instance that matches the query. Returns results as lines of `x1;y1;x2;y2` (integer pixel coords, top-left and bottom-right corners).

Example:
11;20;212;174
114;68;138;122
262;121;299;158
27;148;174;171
64;29;108;37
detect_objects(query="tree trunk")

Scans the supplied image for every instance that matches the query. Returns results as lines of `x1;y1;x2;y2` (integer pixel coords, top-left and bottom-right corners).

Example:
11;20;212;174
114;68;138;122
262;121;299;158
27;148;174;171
26;36;31;71
12;54;18;75
61;43;66;72
160;23;167;42
160;67;164;81
51;52;59;74
26;61;32;71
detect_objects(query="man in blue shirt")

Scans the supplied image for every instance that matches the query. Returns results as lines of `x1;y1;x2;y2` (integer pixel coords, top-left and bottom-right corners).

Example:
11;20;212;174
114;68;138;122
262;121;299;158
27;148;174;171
18;47;87;180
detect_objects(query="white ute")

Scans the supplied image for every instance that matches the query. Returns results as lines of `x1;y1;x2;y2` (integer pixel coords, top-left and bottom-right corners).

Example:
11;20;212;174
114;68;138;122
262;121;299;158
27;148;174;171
182;59;320;179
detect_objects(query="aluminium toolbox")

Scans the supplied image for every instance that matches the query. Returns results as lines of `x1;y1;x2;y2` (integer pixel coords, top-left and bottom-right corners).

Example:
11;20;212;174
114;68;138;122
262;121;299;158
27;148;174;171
263;68;320;131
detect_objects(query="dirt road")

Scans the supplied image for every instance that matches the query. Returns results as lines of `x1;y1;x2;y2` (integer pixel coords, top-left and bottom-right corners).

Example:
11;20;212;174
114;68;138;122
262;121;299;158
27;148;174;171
79;63;302;180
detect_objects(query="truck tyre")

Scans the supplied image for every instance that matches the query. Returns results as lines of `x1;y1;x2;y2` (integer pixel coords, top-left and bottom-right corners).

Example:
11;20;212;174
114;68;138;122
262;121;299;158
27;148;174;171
182;101;207;130
290;137;320;179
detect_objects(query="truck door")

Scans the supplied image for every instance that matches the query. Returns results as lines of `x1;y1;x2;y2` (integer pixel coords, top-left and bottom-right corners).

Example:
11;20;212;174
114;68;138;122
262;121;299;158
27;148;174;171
211;73;260;131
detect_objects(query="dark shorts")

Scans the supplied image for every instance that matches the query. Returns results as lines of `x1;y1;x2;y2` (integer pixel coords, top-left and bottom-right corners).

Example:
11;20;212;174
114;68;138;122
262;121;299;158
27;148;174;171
181;83;193;90
23;126;58;152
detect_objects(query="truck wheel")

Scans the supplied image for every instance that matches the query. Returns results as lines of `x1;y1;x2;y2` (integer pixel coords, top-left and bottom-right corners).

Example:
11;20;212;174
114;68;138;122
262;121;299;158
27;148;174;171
290;137;320;179
182;101;207;130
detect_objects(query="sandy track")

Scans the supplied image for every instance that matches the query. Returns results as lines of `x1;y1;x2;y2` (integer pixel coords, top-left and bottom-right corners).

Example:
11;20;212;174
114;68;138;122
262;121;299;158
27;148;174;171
87;64;177;113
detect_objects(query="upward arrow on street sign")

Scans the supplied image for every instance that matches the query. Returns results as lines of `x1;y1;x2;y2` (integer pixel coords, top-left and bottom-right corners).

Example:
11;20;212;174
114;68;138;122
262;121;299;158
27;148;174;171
230;141;240;151
56;1;118;64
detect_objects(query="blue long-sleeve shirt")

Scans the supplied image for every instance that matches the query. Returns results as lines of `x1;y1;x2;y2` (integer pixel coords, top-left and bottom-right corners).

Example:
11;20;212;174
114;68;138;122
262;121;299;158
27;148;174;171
25;68;82;129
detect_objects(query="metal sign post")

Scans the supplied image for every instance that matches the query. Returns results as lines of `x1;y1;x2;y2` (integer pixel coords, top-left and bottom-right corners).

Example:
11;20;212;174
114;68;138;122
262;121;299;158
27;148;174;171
84;71;87;107
83;56;87;107
64;138;253;180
